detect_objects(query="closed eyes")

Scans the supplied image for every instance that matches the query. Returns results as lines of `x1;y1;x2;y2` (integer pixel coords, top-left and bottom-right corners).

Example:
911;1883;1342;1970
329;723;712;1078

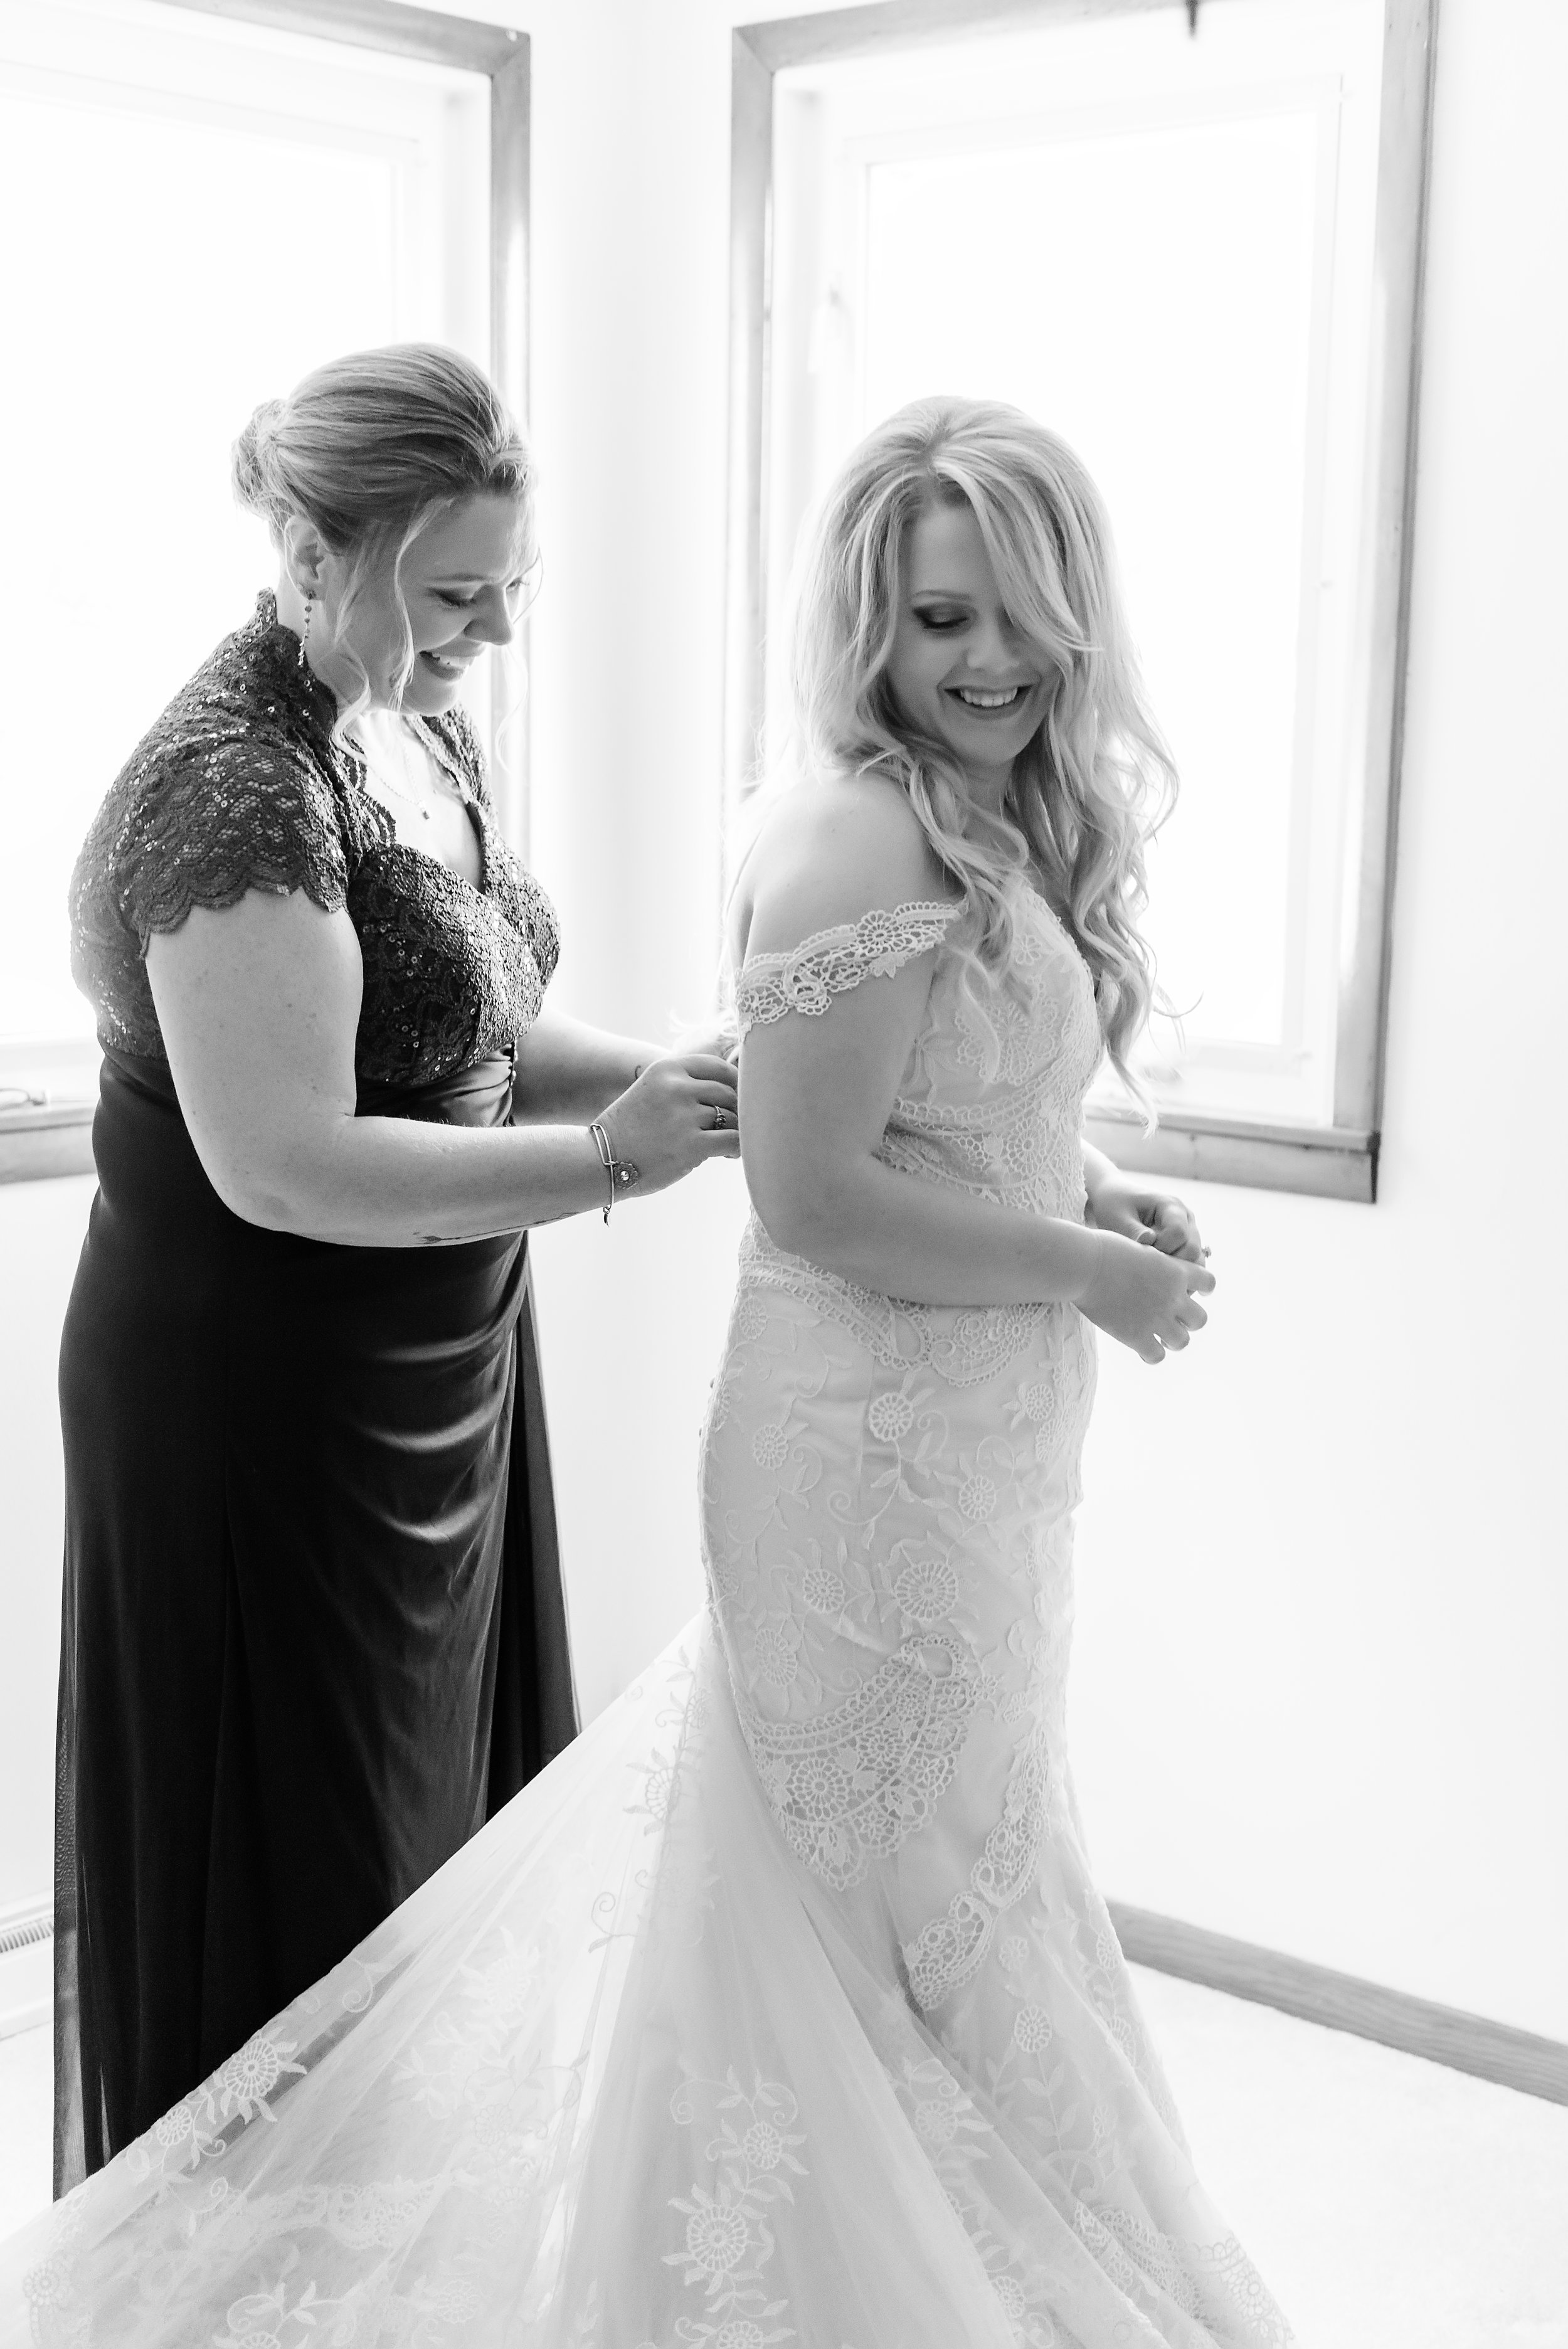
911;602;1026;640
433;579;527;611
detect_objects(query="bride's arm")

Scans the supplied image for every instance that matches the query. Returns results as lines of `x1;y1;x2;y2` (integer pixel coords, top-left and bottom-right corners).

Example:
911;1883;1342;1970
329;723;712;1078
736;781;1092;1308
738;782;1210;1356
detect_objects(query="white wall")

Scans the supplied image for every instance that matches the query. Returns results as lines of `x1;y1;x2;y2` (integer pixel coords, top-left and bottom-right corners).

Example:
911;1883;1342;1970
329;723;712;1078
3;0;1562;2040
1066;0;1568;2038
0;1178;94;1915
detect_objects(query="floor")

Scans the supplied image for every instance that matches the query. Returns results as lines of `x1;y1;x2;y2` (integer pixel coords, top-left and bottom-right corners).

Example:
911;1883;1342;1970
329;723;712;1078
1;1969;1564;2344
1128;1967;1568;2348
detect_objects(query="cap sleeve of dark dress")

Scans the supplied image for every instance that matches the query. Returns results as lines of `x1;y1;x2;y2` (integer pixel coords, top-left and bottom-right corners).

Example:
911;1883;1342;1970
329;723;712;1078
55;596;578;2193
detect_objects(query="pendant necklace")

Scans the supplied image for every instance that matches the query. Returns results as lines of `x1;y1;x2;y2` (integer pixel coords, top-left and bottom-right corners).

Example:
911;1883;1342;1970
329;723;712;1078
357;719;437;824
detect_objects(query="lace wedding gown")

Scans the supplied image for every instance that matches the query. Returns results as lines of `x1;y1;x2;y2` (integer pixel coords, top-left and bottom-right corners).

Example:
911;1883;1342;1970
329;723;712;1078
3;891;1296;2349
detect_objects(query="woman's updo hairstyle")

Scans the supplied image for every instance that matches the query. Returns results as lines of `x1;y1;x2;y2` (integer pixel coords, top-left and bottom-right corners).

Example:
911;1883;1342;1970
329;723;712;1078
231;342;536;715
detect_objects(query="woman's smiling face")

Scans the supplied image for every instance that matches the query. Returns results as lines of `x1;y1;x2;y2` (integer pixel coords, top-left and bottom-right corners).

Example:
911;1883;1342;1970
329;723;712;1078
884;496;1053;809
331;491;532;713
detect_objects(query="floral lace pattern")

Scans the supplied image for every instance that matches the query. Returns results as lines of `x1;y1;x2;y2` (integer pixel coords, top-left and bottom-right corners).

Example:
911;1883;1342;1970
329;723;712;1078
661;2074;808;2343
707;890;1101;1938
3;887;1296;2346
693;890;1296;2341
736;1633;981;1890
6;1637;1296;2349
69;592;559;1092
729;1219;1049;1392
901;1725;1050;2010
733;901;960;1036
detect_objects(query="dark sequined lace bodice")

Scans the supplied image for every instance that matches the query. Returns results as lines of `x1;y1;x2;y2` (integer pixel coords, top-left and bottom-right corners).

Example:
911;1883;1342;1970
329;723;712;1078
70;593;559;1093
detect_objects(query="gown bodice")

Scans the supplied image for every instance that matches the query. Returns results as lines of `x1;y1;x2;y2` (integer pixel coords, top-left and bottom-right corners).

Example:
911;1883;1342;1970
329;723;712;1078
734;886;1104;1223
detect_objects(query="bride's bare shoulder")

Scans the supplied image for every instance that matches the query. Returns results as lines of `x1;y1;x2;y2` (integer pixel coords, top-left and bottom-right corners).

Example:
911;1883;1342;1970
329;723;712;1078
729;776;953;965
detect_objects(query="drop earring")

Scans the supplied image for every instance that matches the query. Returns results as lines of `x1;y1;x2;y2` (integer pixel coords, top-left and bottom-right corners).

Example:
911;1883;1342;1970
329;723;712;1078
299;591;314;669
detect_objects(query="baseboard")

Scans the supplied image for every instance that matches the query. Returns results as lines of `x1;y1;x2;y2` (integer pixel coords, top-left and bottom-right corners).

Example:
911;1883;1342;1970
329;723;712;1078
1110;1901;1568;2108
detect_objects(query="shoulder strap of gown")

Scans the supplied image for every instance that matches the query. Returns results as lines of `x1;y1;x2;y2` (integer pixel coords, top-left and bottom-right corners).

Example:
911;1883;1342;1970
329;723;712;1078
734;899;959;1037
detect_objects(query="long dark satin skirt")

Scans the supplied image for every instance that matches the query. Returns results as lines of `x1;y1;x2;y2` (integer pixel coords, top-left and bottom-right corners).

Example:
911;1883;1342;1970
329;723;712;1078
54;1049;578;2192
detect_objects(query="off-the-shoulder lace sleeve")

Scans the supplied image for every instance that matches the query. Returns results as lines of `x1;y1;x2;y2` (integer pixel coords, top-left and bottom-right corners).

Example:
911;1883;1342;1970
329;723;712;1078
113;741;349;944
734;900;959;1037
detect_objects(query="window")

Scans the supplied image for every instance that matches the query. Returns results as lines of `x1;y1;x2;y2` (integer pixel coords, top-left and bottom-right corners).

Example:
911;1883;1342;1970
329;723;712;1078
727;0;1438;1199
0;0;528;1177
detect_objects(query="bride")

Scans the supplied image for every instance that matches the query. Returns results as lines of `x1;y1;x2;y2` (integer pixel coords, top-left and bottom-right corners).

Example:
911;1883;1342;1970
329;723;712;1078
4;398;1295;2348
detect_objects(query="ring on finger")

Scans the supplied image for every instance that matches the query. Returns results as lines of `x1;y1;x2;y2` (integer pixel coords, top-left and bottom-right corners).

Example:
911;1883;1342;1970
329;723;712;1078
712;1106;732;1130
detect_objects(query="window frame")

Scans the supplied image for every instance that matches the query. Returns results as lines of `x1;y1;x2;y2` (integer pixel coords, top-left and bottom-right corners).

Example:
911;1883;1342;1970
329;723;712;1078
0;0;531;1187
724;0;1440;1204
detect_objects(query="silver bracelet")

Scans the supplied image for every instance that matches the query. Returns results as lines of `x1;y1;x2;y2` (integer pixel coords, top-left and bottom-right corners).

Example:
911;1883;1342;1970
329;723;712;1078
588;1121;639;1224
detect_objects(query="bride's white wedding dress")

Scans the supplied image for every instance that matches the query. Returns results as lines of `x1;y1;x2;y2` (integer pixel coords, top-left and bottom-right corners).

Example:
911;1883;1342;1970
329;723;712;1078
4;891;1295;2349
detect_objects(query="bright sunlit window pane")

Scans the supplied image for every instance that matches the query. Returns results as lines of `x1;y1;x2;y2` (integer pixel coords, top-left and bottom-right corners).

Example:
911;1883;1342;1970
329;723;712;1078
0;0;488;1064
862;110;1320;1055
765;0;1386;1130
0;100;391;1047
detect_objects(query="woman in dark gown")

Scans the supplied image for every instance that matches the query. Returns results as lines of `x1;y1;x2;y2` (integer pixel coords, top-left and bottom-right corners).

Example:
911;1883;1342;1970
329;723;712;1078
55;344;739;2192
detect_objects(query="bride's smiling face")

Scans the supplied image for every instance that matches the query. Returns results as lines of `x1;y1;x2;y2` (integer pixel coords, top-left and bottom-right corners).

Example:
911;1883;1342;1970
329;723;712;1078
884;497;1054;807
328;492;532;714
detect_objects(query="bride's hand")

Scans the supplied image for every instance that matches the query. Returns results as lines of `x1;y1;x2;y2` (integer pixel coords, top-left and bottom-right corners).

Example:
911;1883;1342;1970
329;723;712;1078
1085;1167;1205;1263
597;1054;740;1199
1076;1231;1216;1365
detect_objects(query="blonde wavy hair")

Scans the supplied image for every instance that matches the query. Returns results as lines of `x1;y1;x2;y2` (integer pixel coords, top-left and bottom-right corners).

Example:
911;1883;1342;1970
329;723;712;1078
787;396;1176;1095
231;342;536;733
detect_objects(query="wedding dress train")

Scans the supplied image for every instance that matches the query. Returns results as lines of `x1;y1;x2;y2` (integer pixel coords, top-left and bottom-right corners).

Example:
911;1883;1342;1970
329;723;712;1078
3;891;1295;2348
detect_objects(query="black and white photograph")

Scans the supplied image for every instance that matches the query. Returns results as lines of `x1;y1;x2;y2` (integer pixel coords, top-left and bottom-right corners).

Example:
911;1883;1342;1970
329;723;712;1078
0;0;1563;2343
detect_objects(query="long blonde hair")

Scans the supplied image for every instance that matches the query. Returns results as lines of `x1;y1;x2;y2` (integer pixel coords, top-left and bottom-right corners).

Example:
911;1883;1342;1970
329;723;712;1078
231;343;536;729
787;397;1175;1093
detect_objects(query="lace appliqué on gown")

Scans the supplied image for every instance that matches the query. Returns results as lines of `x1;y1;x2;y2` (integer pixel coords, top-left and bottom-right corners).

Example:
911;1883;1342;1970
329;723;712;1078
660;2075;810;2339
733;899;959;1034
4;894;1298;2349
902;1724;1050;2010
696;891;1296;2345
736;1632;982;1891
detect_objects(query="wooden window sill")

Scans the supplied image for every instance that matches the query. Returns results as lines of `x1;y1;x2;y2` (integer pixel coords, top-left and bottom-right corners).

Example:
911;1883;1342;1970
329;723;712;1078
1084;1109;1378;1203
0;1101;97;1185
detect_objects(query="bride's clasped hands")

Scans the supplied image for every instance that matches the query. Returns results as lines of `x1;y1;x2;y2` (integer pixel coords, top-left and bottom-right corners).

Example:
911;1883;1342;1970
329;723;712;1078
1076;1157;1214;1364
1074;1230;1213;1365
